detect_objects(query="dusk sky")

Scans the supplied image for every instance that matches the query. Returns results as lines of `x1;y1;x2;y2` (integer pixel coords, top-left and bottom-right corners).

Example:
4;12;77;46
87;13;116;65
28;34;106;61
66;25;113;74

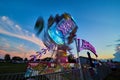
0;0;120;60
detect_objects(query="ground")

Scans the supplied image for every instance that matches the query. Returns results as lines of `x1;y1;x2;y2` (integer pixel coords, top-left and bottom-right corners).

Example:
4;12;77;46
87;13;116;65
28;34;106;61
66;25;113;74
0;62;27;74
0;62;120;80
104;63;120;80
104;68;120;80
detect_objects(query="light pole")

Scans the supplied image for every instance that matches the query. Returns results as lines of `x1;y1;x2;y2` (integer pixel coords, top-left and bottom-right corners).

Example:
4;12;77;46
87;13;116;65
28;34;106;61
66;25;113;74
74;38;84;80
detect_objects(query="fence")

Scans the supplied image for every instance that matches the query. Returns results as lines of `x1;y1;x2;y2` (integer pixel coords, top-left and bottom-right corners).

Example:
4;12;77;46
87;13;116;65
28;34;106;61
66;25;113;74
0;69;80;80
0;65;111;80
83;64;111;80
0;72;25;80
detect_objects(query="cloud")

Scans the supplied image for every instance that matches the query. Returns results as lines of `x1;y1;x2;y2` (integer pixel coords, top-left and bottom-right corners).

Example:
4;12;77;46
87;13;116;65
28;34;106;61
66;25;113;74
0;16;45;48
16;44;25;52
106;44;113;47
0;50;9;55
0;49;37;59
0;49;52;60
1;16;14;26
113;51;120;62
115;44;120;51
5;43;10;48
0;16;54;59
15;24;21;30
0;38;10;49
116;39;120;42
113;45;120;62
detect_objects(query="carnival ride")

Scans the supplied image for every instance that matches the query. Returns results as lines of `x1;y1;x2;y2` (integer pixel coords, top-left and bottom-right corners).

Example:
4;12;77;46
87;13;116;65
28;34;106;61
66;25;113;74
25;13;97;78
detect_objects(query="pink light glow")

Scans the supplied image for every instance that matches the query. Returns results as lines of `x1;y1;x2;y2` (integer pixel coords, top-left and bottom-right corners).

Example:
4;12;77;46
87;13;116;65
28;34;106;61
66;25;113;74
57;19;75;36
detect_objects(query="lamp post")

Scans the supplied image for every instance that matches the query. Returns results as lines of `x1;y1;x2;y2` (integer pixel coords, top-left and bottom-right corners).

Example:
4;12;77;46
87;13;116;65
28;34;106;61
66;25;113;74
74;38;84;80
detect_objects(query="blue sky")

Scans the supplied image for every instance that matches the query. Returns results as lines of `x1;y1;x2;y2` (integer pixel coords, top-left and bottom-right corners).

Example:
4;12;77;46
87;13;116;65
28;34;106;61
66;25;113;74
0;0;120;60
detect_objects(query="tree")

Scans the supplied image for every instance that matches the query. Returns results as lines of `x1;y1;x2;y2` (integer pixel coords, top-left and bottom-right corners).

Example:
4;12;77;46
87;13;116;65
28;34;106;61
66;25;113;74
24;58;28;61
4;54;11;62
41;57;53;62
12;56;23;61
68;54;76;63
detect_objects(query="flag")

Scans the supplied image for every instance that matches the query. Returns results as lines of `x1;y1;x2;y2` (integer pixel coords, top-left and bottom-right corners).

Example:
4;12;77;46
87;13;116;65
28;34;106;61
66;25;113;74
80;39;98;57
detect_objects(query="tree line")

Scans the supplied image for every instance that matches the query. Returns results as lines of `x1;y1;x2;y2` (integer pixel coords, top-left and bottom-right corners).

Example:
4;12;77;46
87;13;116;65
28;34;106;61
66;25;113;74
2;54;76;63
3;54;28;62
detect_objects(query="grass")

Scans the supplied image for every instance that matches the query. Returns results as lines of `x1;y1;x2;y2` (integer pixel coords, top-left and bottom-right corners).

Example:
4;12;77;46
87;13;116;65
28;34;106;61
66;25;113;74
0;62;27;74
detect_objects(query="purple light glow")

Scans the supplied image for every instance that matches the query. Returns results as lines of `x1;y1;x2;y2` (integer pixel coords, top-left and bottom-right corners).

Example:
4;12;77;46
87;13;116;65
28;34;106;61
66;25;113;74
30;43;55;61
80;39;97;57
57;19;75;36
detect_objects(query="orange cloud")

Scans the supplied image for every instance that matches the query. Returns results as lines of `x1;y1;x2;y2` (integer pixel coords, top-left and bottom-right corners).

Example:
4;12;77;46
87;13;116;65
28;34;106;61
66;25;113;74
0;49;34;59
0;49;54;60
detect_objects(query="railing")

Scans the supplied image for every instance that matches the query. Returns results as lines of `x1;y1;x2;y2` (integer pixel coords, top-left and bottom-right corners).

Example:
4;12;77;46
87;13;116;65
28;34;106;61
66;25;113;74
0;65;111;80
0;72;25;80
27;69;80;80
0;69;80;80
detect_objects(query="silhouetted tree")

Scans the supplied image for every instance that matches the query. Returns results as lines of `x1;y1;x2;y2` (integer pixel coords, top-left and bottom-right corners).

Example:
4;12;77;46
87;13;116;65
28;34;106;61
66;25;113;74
36;59;41;61
4;54;11;62
110;59;113;63
24;58;28;61
68;54;76;63
12;56;23;61
41;57;53;62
